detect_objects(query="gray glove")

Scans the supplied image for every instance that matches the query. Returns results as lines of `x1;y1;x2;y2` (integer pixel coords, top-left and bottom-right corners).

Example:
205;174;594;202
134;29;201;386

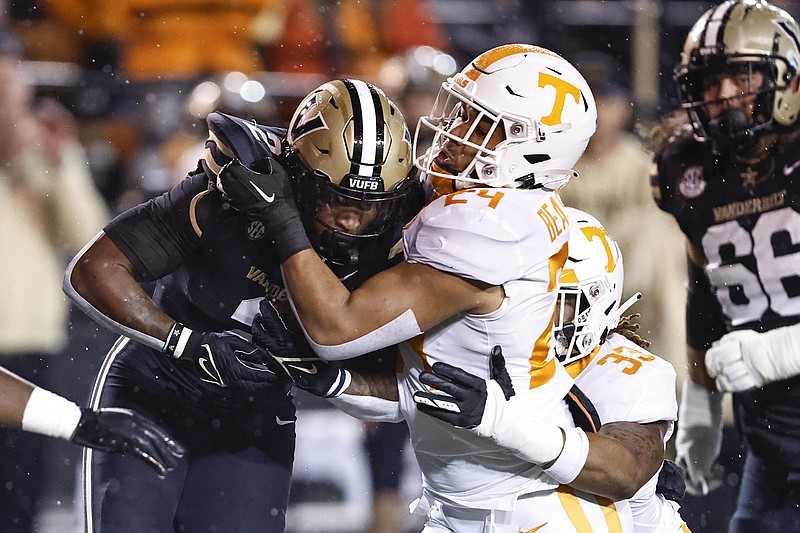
674;378;724;496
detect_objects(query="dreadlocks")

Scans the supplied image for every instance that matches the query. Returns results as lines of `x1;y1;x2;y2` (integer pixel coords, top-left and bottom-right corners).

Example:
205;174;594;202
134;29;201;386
610;313;650;349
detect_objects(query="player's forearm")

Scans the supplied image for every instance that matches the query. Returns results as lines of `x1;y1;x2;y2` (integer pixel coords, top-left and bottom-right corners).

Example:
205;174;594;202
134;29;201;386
64;235;174;350
281;249;357;343
0;368;82;440
343;368;399;400
573;421;668;500
0;368;35;429
687;345;715;389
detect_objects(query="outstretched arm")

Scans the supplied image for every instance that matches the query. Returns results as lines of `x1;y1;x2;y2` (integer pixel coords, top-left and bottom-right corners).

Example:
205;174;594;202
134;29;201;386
0;366;185;477
282;253;502;350
214;151;504;358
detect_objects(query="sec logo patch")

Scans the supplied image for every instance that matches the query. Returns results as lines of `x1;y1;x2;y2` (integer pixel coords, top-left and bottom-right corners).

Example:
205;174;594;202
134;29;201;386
247;220;266;240
679;166;706;198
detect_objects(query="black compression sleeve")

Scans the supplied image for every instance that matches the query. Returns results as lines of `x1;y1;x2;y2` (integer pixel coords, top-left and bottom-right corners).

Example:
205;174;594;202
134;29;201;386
105;176;208;281
685;258;727;350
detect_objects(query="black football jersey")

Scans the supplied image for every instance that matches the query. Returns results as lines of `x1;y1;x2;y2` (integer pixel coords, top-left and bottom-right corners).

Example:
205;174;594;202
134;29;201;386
105;171;288;332
652;134;800;335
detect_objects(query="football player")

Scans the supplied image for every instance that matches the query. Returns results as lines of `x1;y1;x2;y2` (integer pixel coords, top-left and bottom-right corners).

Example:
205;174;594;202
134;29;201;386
0;365;183;477
255;209;689;532
222;45;636;531
413;208;690;532
649;1;800;530
63;79;422;532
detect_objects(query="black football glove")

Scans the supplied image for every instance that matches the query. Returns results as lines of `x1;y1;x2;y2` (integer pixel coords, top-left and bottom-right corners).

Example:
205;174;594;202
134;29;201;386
656;459;687;501
413;345;515;428
163;326;278;390
200;111;311;262
251;299;351;398
71;407;185;478
218;158;311;262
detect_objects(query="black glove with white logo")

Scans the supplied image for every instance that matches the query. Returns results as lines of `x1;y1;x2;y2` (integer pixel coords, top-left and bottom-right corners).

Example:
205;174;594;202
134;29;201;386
413;345;515;428
162;324;278;390
251;299;351;398
218;158;311;262
71;407;185;478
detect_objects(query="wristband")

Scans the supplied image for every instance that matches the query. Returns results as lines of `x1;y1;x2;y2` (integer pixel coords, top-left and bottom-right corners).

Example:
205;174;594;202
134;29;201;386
475;382;565;465
163;322;194;359
21;387;83;440
542;427;590;484
324;368;352;398
273;215;313;263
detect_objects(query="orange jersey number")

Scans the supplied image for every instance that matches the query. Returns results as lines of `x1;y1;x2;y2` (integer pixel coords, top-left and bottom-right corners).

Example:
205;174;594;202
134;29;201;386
596;346;655;376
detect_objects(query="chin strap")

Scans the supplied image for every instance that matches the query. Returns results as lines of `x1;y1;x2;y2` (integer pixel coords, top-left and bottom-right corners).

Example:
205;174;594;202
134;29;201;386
515;168;579;191
613;292;642;324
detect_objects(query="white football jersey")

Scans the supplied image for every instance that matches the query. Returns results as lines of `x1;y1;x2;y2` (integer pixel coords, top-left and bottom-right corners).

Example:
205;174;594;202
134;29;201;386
399;187;576;511
566;332;685;533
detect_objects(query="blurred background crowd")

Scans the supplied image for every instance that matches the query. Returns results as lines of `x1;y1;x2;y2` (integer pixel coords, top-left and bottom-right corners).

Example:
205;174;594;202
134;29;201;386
4;0;799;532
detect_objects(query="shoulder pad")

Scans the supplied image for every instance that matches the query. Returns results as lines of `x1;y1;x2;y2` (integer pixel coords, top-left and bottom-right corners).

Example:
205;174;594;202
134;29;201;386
404;189;568;285
206;112;283;167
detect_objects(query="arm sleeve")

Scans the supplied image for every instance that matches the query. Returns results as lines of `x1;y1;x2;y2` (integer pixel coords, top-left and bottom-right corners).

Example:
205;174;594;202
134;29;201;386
686;259;727;350
649;149;673;214
104;174;211;281
327;395;403;423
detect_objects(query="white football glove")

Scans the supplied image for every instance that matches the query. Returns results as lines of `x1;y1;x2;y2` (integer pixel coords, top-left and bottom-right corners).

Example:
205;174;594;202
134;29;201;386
674;378;724;496
705;325;800;393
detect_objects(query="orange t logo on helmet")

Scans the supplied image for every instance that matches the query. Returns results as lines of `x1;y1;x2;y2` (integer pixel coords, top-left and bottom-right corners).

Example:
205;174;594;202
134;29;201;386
538;72;581;126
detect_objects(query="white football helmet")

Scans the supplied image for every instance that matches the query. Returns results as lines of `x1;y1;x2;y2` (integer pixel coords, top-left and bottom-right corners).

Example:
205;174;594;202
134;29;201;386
413;44;597;192
553;208;639;365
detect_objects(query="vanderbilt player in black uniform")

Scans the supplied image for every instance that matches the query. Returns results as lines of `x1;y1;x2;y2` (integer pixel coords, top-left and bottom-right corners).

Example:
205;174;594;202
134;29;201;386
650;1;800;531
63;79;422;532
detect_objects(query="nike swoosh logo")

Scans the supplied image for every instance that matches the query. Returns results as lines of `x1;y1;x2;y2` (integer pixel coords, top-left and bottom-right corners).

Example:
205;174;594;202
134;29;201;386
784;159;800;175
521;523;548;533
275;417;295;426
286;363;318;375
198;355;225;387
250;181;275;203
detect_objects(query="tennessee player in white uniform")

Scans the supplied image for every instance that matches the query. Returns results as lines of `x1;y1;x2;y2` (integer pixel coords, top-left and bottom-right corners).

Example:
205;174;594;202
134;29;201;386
416;208;688;532
399;187;587;518
554;209;686;532
218;45;641;531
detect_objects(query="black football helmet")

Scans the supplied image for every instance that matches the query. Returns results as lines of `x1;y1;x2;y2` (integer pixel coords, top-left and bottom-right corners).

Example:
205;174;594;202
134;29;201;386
675;0;800;152
285;79;422;280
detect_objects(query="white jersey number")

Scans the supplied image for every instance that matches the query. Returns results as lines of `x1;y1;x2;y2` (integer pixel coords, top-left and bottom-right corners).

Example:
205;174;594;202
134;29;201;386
702;207;800;325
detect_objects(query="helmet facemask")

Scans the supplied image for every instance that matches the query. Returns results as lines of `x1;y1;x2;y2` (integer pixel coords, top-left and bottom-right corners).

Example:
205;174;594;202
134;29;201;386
553;276;619;365
415;82;527;188
677;59;781;152
288;154;417;279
